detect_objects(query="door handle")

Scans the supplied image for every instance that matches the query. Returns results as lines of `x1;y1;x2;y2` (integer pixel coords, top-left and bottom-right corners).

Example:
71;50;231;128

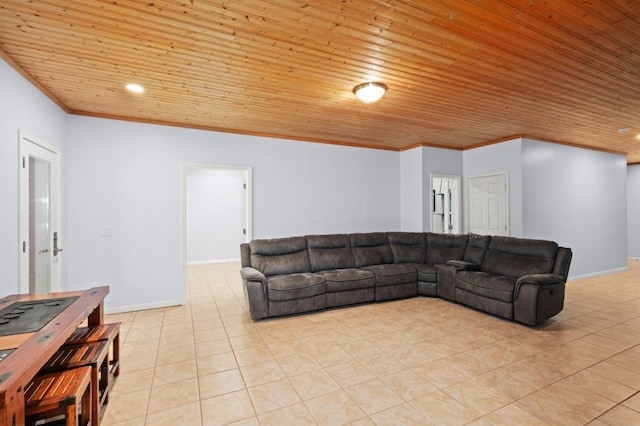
38;249;49;254
53;232;64;256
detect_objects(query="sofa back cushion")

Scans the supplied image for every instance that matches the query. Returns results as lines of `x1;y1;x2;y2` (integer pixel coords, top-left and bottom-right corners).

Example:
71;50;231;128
464;234;491;265
388;232;426;263
307;234;355;272
349;233;393;267
426;233;469;264
249;236;310;277
482;236;558;278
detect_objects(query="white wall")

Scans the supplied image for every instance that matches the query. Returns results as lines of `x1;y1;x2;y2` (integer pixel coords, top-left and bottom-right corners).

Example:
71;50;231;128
186;167;246;263
463;139;524;236
0;59;68;296
400;148;424;231
629;165;640;259
462;137;627;278
66;116;401;311
521;139;628;278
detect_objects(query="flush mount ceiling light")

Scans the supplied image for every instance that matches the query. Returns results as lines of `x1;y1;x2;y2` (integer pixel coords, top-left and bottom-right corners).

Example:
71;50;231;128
353;82;387;104
125;83;145;94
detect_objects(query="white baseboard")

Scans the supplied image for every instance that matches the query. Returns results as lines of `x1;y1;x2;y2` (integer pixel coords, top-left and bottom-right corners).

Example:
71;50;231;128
187;258;239;266
628;257;640;261
105;298;186;315
568;266;628;282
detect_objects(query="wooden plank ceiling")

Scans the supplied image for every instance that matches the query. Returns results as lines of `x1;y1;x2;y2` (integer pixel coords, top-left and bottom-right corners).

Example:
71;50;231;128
1;0;640;162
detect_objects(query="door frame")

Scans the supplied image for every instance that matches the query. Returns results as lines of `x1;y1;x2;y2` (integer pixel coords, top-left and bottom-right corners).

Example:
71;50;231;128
464;172;509;235
18;130;62;293
181;163;252;299
429;174;462;234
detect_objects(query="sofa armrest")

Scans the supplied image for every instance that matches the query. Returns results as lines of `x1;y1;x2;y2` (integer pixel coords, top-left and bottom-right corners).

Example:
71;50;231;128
514;273;564;300
513;274;565;326
446;260;480;270
241;266;266;282
240;267;269;320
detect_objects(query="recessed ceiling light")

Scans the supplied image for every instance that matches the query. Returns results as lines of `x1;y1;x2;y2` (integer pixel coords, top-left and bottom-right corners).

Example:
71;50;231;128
125;83;144;94
618;127;630;134
636;134;640;140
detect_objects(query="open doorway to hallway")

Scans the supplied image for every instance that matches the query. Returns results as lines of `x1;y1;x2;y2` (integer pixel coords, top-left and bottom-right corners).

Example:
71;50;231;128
183;165;252;265
430;174;461;234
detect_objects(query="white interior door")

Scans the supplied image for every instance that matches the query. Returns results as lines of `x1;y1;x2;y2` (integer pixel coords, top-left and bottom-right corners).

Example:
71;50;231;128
466;173;508;236
19;132;62;294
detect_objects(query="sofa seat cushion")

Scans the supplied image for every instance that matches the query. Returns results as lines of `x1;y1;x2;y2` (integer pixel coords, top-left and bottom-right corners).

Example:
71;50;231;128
414;264;437;282
318;269;376;292
363;264;417;287
455;271;516;303
267;273;326;301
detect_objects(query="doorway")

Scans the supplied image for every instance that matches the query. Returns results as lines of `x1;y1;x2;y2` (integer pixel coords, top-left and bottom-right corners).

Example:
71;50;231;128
466;172;509;236
19;132;62;294
430;175;461;234
183;165;252;265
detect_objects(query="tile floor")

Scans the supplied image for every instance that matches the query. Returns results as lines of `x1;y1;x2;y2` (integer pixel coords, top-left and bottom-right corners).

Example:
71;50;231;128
101;261;640;425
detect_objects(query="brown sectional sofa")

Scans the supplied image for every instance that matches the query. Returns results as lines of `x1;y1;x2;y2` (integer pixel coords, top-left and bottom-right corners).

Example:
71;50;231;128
240;232;572;326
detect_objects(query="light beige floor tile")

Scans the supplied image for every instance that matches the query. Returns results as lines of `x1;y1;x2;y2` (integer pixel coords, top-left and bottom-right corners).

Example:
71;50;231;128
588;360;640;389
233;345;274;367
155;343;196;366
341;339;383;359
229;332;265;350
475;367;539;402
443;379;512;415
370;403;434;425
311;344;353;367
159;332;195;350
121;337;160;357
326;359;376;388
267;339;306;358
515;380;616;425
110;367;154;396
481;403;548;425
201;389;256;425
148;377;200;414
199;368;246;399
144;401;202;426
195;337;233;358
304;390;366;425
257;402;317;425
289;369;341;400
101;388;150;423
360;352;408;377
197;351;238;376
414;358;472;389
240;359;286;387
344;378;403;415
595;405;640;424
562;370;637;403
120;351;157;373
278;351;323;376
622;391;640;412
409;389;481;425
101;416;146;426
247;378;301;414
152;359;197;386
380;369;438;401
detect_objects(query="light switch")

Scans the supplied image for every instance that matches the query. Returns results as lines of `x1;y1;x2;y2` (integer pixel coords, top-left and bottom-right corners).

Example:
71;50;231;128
100;225;113;237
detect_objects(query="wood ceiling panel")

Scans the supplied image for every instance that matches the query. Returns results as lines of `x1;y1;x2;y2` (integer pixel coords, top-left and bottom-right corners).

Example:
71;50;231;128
1;0;640;160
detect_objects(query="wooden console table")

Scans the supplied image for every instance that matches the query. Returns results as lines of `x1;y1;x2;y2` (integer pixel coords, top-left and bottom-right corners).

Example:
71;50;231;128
0;286;109;426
